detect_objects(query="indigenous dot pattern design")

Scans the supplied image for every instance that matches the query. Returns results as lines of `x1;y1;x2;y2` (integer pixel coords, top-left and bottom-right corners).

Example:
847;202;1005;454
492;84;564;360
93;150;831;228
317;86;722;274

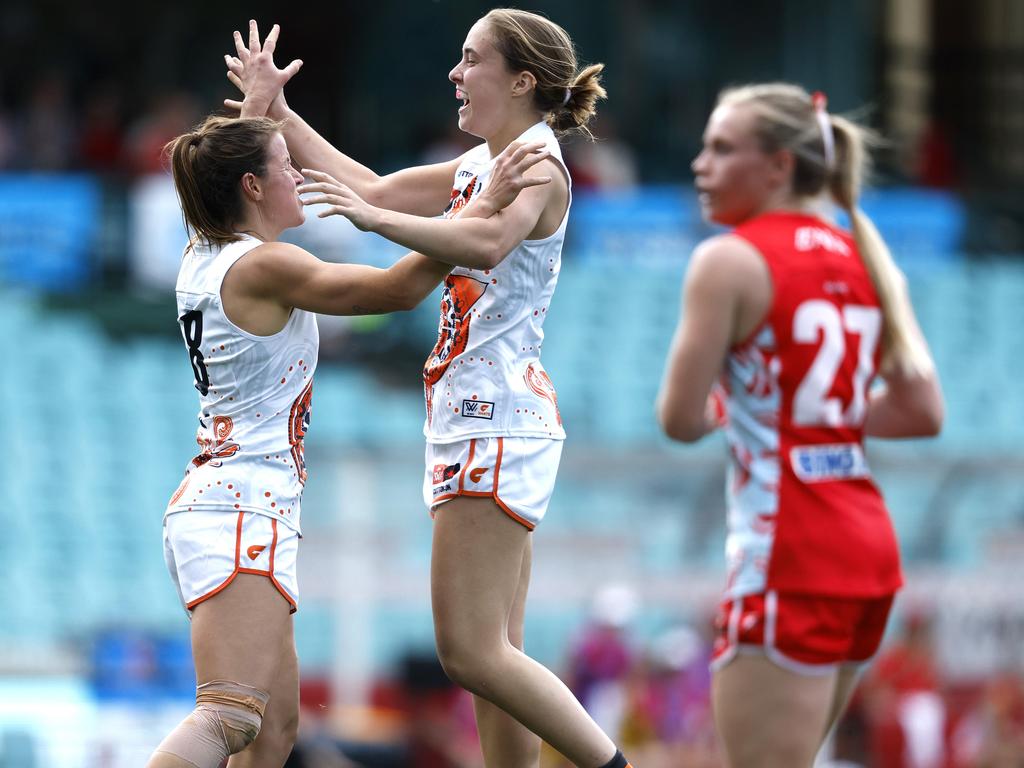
168;235;319;534
423;121;569;443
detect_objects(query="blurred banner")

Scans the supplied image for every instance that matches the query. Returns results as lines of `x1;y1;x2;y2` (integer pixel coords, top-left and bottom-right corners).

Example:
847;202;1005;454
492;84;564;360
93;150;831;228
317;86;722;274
0;176;101;290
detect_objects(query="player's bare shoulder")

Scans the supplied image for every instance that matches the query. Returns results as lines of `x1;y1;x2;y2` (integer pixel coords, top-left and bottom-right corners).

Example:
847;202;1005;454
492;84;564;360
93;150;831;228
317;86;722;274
688;234;766;287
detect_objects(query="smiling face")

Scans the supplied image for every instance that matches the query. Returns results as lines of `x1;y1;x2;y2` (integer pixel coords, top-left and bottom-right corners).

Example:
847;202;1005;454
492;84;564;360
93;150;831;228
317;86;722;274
448;20;520;140
691;102;793;227
255;132;304;232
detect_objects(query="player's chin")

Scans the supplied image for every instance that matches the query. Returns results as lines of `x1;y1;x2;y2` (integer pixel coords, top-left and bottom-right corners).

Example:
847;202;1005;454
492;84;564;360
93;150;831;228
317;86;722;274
704;203;741;228
456;112;483;139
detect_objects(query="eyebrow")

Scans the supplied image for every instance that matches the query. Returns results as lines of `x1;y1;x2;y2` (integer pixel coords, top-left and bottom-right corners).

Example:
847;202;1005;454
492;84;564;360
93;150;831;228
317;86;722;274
463;46;478;57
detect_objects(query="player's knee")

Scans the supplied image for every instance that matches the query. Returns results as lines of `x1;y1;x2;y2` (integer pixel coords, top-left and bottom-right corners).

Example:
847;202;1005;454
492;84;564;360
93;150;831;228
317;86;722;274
150;681;270;765
264;706;300;756
434;628;472;680
435;633;503;692
196;680;270;753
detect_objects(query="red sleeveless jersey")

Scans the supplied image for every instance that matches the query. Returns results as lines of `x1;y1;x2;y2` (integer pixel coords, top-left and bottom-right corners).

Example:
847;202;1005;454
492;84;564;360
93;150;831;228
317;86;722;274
719;211;902;599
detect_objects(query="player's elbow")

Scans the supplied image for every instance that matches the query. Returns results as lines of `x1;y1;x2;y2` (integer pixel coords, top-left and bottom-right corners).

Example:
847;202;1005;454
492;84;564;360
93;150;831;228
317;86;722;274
385;287;420;312
662;420;705;443
465;239;509;270
916;398;944;437
894;375;945;437
657;402;704;444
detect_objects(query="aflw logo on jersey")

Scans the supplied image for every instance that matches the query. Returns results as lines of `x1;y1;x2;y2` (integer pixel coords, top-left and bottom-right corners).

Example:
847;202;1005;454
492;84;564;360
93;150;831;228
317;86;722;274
794;226;851;256
461;399;494;419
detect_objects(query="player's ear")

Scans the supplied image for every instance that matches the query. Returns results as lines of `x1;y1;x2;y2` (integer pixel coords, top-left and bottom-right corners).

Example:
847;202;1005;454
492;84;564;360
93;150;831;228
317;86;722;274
768;149;795;190
511;70;536;98
240;172;262;201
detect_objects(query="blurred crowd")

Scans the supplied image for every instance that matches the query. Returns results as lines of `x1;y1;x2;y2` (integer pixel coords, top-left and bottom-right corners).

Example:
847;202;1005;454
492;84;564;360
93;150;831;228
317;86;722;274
280;587;1024;768
0;73;203;176
0;73;638;193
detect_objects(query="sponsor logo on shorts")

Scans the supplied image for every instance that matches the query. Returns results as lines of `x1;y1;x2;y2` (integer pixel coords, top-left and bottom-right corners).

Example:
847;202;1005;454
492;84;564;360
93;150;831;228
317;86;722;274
433;463;461;484
469;467;489;483
247;545;266;561
790;443;869;483
461;399;494;419
432;483;452;497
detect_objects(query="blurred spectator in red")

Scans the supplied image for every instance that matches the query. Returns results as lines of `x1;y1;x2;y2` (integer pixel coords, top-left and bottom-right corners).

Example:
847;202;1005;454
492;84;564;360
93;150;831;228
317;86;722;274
79;82;126;173
915;119;959;189
862;607;947;768
418;123;477;166
949;672;1024;768
384;652;482;768
563;115;638;191
124;90;198;174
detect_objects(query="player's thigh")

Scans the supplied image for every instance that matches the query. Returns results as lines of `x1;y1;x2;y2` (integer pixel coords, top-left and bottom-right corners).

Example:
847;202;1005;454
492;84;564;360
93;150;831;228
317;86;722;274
712;653;836;768
191;572;295;692
823;663;862;739
431;495;530;643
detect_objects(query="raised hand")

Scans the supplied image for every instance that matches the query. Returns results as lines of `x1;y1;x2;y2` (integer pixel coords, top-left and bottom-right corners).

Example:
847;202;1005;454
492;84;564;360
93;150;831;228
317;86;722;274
223;20;302;118
298;169;383;232
477;141;552;213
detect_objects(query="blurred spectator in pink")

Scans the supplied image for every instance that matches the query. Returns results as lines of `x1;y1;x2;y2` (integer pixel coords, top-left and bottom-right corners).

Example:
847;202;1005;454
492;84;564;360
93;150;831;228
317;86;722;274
124;90;199;174
0;108;14;169
566;582;639;740
862;607;947;768
20;72;76;170
621;622;719;767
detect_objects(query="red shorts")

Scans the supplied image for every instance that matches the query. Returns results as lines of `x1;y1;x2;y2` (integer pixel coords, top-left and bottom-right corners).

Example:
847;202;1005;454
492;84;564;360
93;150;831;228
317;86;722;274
711;590;894;674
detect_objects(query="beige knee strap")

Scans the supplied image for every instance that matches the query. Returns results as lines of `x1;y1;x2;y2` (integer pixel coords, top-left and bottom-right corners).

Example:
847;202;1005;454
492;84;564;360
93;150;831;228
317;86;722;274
152;680;270;766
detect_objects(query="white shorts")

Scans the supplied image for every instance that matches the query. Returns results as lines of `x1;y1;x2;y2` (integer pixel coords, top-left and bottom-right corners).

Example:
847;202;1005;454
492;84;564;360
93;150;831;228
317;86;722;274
424;436;563;530
163;510;299;614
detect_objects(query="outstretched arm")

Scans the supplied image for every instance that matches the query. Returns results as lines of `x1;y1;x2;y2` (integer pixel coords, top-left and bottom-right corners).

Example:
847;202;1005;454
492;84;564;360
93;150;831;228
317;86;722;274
224;133;546;317
224;20;461;216
297;142;558;270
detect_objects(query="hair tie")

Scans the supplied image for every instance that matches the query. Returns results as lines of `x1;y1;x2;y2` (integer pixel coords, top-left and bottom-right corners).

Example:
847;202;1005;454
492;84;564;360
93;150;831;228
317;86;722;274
561;87;572;107
811;90;835;170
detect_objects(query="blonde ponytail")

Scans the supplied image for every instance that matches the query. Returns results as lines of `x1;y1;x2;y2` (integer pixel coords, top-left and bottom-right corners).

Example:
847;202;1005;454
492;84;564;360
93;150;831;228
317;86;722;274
830;116;934;376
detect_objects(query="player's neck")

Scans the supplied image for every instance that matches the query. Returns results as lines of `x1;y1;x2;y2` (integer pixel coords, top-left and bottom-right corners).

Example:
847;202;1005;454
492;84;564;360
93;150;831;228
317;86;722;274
234;213;281;244
485;111;545;159
752;189;819;220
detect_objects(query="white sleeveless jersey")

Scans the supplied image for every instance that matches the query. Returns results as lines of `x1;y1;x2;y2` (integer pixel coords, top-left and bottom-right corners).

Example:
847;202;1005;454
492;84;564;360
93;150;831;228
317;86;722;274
166;235;319;534
423;121;568;442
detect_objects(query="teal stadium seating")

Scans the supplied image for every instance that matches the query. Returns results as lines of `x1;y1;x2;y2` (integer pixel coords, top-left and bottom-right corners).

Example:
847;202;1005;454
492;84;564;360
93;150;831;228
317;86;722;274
1;255;1021;659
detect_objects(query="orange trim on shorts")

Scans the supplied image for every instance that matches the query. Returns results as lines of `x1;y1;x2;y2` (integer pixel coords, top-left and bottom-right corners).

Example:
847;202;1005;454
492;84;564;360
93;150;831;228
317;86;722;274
234;510;243;566
433;490;536;531
493;437;503;494
185;513;297;612
431;436;534;531
458;438;477;494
